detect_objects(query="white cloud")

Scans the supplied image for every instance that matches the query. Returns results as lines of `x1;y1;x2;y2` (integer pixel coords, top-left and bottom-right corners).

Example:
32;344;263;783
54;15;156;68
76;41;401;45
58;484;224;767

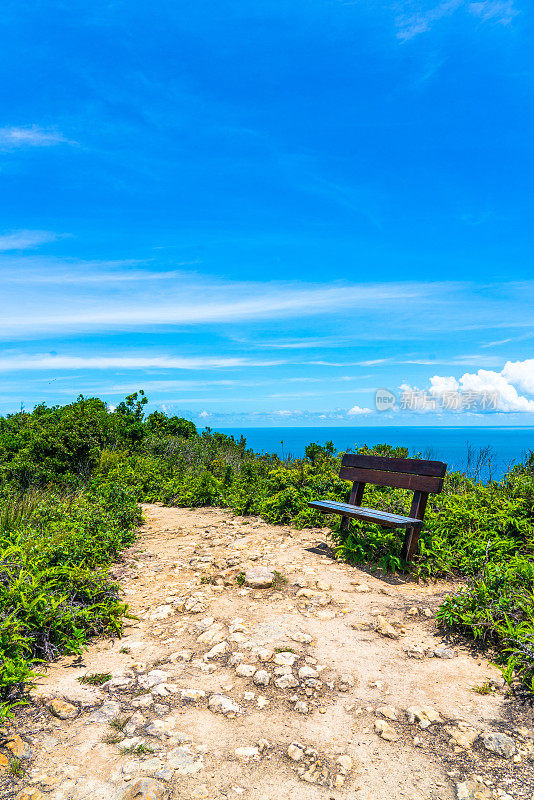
0;277;429;337
0;126;71;149
1;260;534;346
468;0;518;24
458;369;534;412
403;359;534;413
199;410;210;418
347;404;372;416
0;354;284;372
429;375;460;394
396;0;518;40
0;231;64;252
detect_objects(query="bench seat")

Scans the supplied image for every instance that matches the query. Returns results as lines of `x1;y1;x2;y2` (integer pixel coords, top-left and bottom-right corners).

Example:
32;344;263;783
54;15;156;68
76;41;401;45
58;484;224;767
308;499;424;529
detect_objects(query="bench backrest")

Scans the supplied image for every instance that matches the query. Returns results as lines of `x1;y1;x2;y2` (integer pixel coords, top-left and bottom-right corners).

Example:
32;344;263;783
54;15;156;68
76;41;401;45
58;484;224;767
339;453;447;494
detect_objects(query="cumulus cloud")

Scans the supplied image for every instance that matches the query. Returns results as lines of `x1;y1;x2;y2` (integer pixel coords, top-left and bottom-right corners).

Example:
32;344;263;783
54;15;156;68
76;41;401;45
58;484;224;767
348;404;372;416
502;359;534;397
403;359;534;413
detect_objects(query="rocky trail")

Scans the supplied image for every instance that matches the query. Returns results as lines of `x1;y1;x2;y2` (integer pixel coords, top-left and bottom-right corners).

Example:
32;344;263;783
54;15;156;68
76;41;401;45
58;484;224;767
3;504;533;800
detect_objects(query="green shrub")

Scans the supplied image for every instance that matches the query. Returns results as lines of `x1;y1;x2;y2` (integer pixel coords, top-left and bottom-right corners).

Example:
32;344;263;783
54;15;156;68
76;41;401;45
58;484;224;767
0;488;139;717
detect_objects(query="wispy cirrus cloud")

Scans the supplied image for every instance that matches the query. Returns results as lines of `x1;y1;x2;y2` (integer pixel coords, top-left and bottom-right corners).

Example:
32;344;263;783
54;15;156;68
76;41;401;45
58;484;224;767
2;257;534;348
395;0;518;41
0;270;433;338
0;354;283;372
0;126;72;149
468;0;518;23
0;230;65;252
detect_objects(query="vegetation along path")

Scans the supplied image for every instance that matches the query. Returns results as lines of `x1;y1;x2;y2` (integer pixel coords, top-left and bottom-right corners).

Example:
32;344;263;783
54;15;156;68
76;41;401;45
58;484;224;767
4;504;534;800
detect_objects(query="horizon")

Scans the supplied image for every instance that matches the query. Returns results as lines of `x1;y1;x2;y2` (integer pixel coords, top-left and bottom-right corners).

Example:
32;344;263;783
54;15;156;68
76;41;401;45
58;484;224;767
1;1;533;426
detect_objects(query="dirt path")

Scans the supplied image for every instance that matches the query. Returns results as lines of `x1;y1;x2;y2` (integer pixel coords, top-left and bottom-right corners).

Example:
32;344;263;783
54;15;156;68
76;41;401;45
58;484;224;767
3;504;532;800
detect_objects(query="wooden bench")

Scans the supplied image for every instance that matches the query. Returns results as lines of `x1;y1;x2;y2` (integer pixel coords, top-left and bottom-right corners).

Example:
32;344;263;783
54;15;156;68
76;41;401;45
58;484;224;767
309;453;447;562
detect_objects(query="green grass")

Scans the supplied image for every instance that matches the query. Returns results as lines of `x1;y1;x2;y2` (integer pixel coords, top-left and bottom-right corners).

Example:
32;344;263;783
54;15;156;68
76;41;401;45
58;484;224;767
77;672;112;686
471;681;493;695
0;485;140;717
8;756;24;778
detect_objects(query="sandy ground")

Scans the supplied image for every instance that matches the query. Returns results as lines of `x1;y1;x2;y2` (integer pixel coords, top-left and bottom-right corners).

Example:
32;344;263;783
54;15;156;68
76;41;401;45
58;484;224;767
2;504;532;800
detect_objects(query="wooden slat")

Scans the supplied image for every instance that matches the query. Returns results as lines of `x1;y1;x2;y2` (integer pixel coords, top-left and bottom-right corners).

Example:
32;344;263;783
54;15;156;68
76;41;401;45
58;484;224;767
339;466;443;493
341;453;446;478
308;500;423;529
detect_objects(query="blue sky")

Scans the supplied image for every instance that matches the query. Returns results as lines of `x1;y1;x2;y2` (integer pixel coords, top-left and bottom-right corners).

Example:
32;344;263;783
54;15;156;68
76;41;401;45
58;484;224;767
1;0;533;426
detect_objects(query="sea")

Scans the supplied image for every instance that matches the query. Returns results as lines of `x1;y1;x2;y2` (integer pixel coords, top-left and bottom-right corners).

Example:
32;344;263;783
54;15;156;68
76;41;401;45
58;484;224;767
215;427;534;482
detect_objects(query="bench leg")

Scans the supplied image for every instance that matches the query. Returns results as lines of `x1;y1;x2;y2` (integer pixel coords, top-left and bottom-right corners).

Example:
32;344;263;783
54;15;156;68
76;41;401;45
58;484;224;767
340;516;350;535
400;525;421;562
401;491;428;562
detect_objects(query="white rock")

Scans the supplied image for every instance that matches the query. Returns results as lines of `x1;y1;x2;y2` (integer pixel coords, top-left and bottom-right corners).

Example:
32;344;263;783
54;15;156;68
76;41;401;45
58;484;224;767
274;652;298;667
254;647;274;661
197;623;226;646
298;665;318;680
146;719;174;739
445;723;479;749
234;746;260;760
166;747;203;774
103;675;134;691
274;674;299;689
194;616;215;631
204;641;230;659
151;604;174;620
244;567;274;589
253;670;271;686
89;701;122;723
138;670;170;689
377;705;398;721
375;616;399;639
336;755;353;775
236;664;256;678
287;743;305;761
180;689;206;702
208;694;242;717
117;736;145;751
169;650;193;663
132;694;154;708
229;619;247;633
374;719;398;741
433;646;455;659
288;631;313;644
406;706;442;729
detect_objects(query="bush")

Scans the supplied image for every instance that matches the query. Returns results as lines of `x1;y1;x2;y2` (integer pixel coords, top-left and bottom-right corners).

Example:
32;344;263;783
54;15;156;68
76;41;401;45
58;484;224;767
0;488;139;717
